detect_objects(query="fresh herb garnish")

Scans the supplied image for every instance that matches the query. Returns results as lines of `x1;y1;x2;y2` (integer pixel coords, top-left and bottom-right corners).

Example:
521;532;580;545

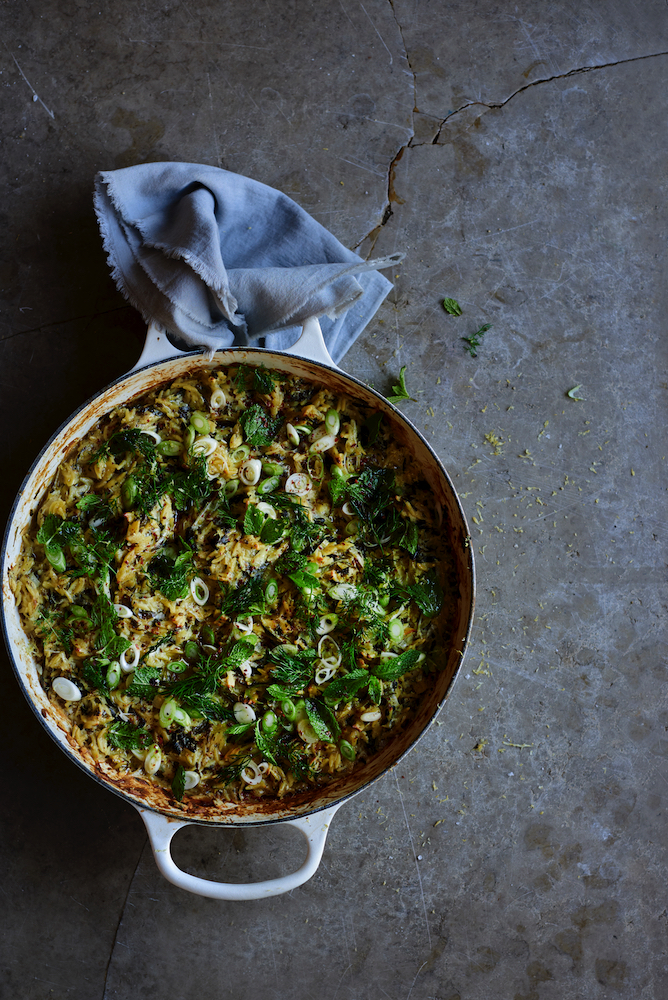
149;544;193;601
89;594;131;659
405;571;443;617
255;720;279;765
462;323;491;357
171;764;186;801
217;751;254;786
105;428;158;461
106;720;152;751
386;366;414;404
253;367;278;394
371;649;421;681
442;297;463;316
219;577;266;619
322;669;369;706
126;664;164;698
82;658;109;692
240;403;280;447
268;646;316;690
243;504;265;537
305;699;338;743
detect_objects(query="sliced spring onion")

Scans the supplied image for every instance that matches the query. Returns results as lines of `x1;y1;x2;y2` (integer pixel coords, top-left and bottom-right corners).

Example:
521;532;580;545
140;429;162;445
262;460;283;476
286;422;300;445
265;578;279;605
234;702;257;724
169;659;190;673
44;543;66;573
285;472;312;495
378;594;391;608
210;387;226;408
339;740;356;761
121;476;137;510
190;411;210;435
325;408;340;435
293;424;311;435
256;502;277;519
106;662;121;689
239;660;253;679
52;677;82;701
192;436;217;457
388;619;405;642
233;616;254;635
173;707;191;727
156;439;181;456
318;634;341;668
202;644;217;654
144;746;162;775
190;577;209;605
315;613;338;635
113;603;133;619
330;465;348;480
261;710;278;734
241;761;263;785
297;719;319;744
281;699;297;721
183;770;200;790
200;624;215;646
230;445;251;463
185;426;196;450
329;582;357;602
344;519;359;536
257;475;280;495
315;663;336;685
309;434;336;454
306;454;324;481
239;458;262;486
183;641;199;662
342;502;355;517
120;645;140;673
360;709;382;723
159;698;178;728
224;478;239;498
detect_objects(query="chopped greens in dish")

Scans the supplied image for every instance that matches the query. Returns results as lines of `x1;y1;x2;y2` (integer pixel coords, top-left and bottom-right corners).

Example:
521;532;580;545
11;364;455;807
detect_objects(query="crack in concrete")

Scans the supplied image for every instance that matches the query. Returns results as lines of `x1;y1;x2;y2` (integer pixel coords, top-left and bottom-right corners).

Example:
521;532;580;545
354;0;416;255
100;841;147;1000
355;46;668;253
430;48;668;144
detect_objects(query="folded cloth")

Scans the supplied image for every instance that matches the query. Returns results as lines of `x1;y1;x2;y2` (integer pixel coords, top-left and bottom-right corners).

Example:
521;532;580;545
93;162;402;362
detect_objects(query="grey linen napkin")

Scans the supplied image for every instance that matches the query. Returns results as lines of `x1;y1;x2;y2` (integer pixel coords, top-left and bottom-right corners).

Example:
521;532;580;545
93;162;402;362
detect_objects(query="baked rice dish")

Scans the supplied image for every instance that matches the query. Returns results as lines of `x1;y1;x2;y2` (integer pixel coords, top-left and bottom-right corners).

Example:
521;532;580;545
10;363;455;808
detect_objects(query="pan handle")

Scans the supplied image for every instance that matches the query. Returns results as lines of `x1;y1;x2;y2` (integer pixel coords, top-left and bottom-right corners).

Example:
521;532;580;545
137;803;342;900
130;320;189;371
131;316;338;373
282;316;340;370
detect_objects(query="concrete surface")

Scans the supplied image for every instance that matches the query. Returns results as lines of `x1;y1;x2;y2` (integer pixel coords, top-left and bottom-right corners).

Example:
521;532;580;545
1;2;667;998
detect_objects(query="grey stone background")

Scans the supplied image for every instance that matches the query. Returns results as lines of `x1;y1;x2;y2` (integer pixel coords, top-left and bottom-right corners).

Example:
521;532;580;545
1;2;666;998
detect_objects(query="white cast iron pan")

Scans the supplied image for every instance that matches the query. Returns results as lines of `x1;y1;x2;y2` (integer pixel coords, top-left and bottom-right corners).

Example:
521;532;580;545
1;317;475;900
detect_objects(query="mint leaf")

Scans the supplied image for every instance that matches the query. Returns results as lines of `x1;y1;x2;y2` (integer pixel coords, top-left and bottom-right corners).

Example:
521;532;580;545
371;649;421;681
386;366;414;403
243;505;265;536
240;404;280;447
442;297;463;316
